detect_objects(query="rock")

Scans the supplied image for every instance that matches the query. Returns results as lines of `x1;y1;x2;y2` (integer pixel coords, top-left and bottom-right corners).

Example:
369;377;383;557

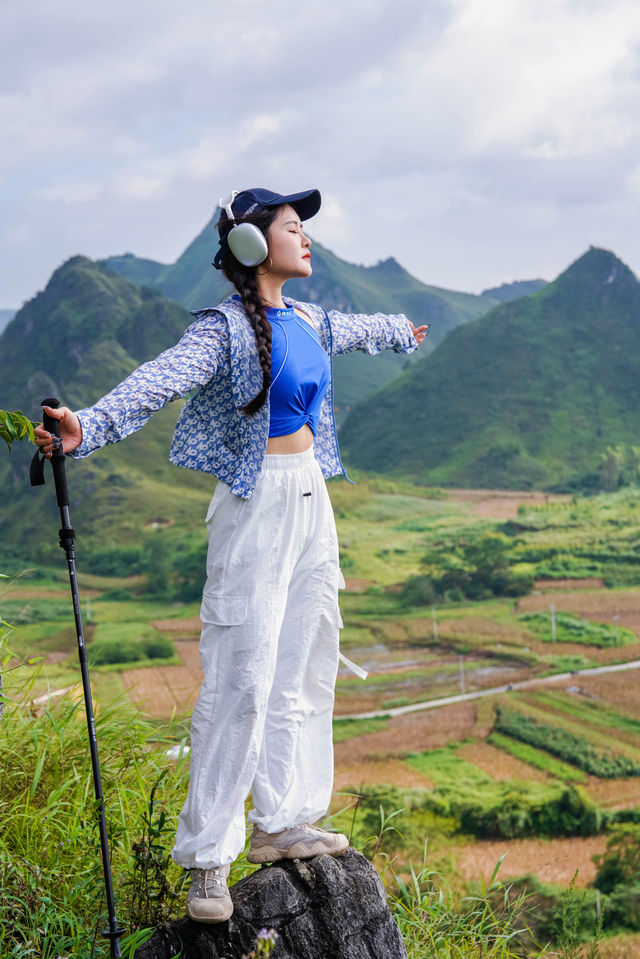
134;848;408;959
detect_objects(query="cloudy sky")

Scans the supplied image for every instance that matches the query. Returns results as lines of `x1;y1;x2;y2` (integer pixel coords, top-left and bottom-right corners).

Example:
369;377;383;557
3;0;640;309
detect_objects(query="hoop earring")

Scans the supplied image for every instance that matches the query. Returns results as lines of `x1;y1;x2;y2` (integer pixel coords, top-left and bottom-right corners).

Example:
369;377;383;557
256;256;272;276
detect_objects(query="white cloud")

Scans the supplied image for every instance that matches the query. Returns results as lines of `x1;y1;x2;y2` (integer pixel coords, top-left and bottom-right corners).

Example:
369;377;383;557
112;174;166;201
2;0;640;303
626;166;640;196
34;182;103;203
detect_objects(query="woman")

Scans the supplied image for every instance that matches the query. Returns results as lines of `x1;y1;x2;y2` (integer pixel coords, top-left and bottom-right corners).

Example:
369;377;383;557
34;187;428;923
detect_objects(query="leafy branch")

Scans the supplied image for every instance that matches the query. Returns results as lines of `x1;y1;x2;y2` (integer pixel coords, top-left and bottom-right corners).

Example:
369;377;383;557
0;409;37;451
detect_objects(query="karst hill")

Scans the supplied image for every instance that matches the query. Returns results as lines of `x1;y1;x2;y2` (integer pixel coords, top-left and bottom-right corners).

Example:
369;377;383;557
340;247;640;490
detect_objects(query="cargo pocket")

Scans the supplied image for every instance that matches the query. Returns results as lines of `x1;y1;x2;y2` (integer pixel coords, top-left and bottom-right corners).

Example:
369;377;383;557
200;593;248;625
200;592;248;696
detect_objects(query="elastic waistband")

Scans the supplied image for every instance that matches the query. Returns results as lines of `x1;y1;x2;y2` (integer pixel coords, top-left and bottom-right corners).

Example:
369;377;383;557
261;447;316;471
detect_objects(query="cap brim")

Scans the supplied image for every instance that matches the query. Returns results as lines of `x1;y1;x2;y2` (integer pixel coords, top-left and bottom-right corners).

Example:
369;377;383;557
264;189;321;221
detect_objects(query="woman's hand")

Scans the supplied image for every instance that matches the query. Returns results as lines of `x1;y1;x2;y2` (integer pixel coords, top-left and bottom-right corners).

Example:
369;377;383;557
34;406;83;458
410;322;430;346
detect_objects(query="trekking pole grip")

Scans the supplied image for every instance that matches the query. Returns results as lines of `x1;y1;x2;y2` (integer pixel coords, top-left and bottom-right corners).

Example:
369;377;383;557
41;397;70;509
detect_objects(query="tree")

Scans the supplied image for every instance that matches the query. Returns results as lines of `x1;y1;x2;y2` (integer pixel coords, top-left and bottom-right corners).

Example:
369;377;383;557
598;445;625;491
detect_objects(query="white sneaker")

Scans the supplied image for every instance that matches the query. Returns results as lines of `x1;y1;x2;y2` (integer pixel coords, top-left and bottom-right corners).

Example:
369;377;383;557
247;823;349;864
186;864;233;923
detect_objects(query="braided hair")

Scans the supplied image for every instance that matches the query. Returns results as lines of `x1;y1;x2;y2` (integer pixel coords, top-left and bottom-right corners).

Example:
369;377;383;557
217;207;279;415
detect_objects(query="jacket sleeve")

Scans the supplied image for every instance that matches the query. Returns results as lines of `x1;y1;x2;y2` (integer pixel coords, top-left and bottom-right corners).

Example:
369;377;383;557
69;311;229;458
327;310;418;357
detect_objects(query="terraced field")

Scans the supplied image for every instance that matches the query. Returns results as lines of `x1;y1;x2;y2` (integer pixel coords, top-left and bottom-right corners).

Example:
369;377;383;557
7;482;640;932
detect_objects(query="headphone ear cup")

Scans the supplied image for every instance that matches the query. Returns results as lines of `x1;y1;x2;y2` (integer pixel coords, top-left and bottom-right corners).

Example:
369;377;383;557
227;223;269;268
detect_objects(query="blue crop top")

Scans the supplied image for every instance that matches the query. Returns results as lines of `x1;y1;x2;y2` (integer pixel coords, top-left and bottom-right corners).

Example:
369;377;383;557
265;304;331;438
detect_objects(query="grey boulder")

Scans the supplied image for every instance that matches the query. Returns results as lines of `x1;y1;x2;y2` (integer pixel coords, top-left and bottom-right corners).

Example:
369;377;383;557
134;848;408;958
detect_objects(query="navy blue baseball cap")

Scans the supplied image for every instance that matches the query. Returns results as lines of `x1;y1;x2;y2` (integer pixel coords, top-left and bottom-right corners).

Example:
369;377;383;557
214;187;321;268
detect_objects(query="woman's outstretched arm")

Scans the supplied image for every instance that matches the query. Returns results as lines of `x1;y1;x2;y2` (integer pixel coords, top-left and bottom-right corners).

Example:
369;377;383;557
328;310;429;356
34;311;228;459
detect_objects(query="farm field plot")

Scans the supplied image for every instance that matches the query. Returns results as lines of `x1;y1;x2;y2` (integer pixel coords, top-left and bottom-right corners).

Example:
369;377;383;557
502;693;640;764
334;703;479;771
519;589;640;643
585;776;640;809
578;670;640;720
456;741;553;783
7;483;640;955
598;934;640;959
450;834;608;887
446;489;571;519
522;689;640;747
334;757;434;791
121;639;201;718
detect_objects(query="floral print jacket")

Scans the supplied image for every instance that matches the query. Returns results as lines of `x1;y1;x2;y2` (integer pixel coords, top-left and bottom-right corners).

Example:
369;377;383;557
71;295;417;498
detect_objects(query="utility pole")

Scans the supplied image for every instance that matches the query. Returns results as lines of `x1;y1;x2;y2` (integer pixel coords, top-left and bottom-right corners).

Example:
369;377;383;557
459;655;466;697
432;607;438;642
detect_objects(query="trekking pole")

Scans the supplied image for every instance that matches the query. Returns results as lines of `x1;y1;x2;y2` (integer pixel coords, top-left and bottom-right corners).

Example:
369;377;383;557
30;397;125;958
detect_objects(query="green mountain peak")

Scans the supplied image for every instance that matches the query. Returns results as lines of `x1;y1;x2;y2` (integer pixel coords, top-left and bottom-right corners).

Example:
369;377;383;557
547;247;638;300
1;256;191;416
340;247;640;490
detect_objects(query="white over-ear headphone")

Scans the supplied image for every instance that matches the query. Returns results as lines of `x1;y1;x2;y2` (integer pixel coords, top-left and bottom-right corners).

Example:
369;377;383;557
219;191;269;267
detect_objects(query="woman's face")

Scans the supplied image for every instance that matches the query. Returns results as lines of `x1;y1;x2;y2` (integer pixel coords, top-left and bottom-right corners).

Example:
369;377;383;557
265;204;312;280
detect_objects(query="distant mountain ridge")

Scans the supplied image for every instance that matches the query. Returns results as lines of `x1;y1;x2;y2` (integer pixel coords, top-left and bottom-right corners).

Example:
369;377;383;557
340;248;640;489
2;242;637;570
481;279;548;301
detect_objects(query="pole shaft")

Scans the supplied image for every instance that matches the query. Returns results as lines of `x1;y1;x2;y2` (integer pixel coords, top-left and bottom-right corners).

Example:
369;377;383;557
39;398;124;953
60;522;123;957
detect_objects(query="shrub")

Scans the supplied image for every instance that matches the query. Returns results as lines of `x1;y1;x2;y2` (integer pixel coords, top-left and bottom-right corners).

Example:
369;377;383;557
86;546;145;577
451;782;601;839
594;824;640;894
341;777;601;847
400;574;439;607
88;633;173;665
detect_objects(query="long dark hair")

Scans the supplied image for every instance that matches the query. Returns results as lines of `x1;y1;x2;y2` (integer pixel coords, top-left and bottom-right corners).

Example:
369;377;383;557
217;207;280;415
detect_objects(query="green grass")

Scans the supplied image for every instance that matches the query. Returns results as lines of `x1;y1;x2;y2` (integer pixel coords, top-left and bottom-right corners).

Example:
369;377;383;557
332;716;390;743
519;610;635;647
404;746;493;788
487;731;586;782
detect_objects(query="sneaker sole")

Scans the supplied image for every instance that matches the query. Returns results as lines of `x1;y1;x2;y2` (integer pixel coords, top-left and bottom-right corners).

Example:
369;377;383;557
186;900;234;923
247;837;349;864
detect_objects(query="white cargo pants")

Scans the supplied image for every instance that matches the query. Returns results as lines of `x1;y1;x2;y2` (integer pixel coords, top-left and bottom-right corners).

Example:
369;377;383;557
172;448;342;869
